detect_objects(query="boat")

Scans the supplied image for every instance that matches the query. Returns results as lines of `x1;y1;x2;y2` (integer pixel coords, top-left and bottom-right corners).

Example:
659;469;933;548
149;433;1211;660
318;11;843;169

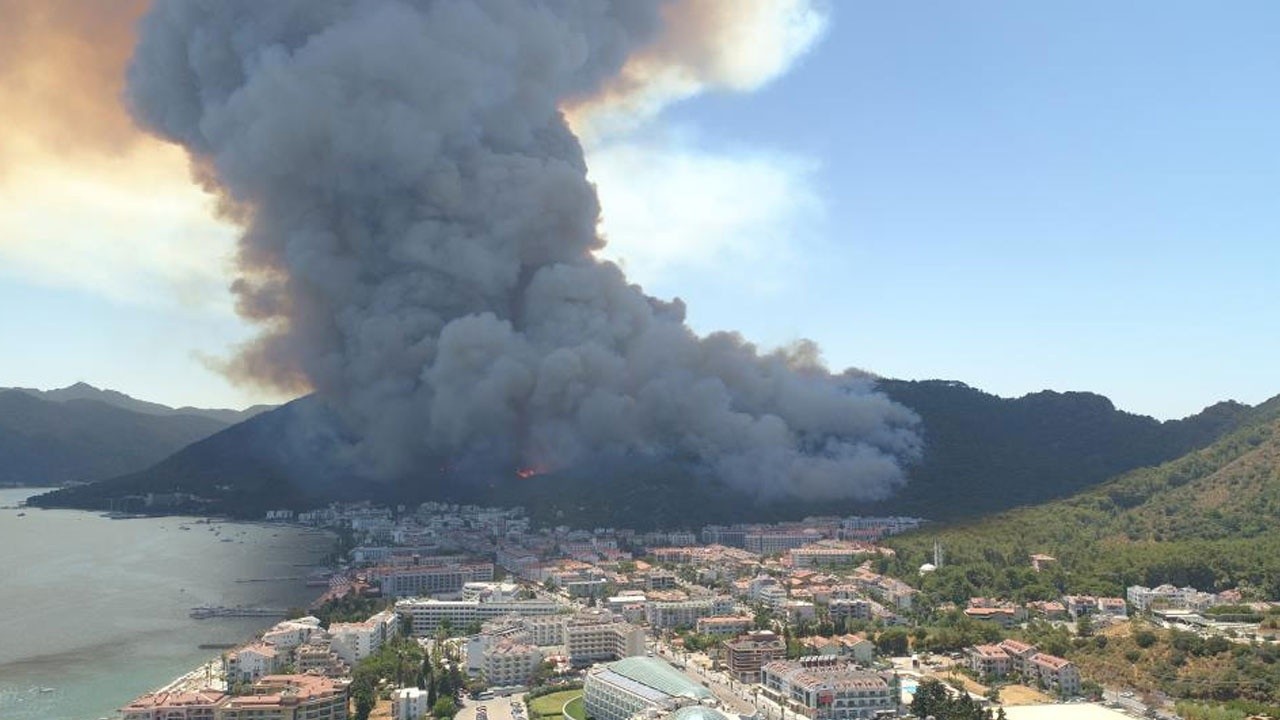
15;512;25;517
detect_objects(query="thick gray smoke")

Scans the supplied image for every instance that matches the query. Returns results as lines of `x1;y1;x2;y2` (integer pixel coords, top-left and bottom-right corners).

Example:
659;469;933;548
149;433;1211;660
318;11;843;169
127;0;921;501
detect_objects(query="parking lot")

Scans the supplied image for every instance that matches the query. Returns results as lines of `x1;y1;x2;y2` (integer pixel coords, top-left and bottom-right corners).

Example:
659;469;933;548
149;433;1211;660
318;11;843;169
456;693;526;720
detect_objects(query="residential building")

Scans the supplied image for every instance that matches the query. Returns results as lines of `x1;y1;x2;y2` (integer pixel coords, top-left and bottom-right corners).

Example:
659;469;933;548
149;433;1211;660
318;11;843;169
725;631;786;683
996;639;1039;674
646;597;735;630
760;659;899;720
329;609;399;665
696;616;753;638
396;598;562;635
217;674;349;720
966;645;1011;678
392;688;429;720
121;690;226;720
828;599;872;625
260;617;323;651
584;657;714;720
223;644;283;684
746;531;815;556
565;617;646;667
483;641;543;687
1027;653;1081;697
370;562;494;598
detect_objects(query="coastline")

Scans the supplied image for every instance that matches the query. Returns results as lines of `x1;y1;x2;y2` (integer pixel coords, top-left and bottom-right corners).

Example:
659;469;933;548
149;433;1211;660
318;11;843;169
113;527;343;717
0;488;335;720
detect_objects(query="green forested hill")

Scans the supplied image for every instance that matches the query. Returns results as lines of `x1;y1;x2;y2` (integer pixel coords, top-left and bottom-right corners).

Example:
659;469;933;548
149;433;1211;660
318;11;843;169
870;380;1259;520
884;393;1280;600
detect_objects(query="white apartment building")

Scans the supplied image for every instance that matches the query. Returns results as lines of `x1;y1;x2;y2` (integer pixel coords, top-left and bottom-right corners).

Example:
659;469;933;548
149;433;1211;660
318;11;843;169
259;617;323;650
396;598;562;635
566;619;646;666
223;644;283;685
828;599;872;625
760;659;899;720
746;532;815;555
329;609;400;665
371;562;495;598
483;641;543;688
392;688;429;720
646;597;736;629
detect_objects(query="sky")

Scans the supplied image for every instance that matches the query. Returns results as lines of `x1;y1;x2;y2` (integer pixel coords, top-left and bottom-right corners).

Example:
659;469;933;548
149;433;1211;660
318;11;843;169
1;1;1277;419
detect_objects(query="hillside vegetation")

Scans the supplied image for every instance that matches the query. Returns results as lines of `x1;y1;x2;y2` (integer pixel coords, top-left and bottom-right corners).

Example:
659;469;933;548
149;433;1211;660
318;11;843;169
885;393;1280;600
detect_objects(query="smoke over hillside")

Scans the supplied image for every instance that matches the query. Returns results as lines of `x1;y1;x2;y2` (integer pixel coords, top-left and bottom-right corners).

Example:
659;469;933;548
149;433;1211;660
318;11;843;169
126;0;921;501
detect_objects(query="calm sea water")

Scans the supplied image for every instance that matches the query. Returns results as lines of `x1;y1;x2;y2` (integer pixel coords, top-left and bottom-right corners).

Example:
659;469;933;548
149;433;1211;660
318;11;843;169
0;488;332;720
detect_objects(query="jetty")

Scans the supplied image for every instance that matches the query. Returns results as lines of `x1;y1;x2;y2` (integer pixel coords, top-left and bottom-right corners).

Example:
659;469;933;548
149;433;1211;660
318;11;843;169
189;606;288;620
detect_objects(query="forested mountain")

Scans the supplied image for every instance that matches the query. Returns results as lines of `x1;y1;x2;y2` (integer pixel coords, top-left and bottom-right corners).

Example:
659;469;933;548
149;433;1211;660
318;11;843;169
869;379;1258;519
884;393;1280;600
0;390;232;485
30;380;1266;527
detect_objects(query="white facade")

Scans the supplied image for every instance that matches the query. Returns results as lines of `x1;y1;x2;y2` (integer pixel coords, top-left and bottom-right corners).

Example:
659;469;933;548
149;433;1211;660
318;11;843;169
483;642;543;687
397;598;562;635
330;609;400;665
566;620;646;666
392;688;430;720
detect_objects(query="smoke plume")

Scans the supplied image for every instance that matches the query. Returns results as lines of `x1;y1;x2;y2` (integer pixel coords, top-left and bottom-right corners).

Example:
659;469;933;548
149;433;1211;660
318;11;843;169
126;0;920;502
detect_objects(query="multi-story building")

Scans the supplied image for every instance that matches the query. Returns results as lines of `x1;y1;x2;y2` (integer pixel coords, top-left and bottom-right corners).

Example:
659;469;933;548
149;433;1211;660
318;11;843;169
565;617;646;667
259;617;323;650
966;645;1011;678
696;616;753;638
646;597;735;630
216;674;349;720
996;639;1038;674
584;657;715;720
724;631;786;683
396;598;562;635
123;676;348;720
745;532;814;556
483;641;543;688
120;690;226;720
391;688;429;720
828;599;872;625
329;610;400;665
760;659;899;720
295;638;348;678
370;562;495;598
1027;653;1081;697
223;644;283;685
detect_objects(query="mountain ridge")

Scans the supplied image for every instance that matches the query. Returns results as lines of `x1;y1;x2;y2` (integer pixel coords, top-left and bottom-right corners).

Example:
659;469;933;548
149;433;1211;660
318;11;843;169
30;379;1270;525
8;382;274;424
0;390;234;486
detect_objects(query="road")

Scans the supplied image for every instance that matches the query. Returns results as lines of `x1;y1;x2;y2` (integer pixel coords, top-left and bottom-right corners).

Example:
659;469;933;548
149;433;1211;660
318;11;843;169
653;644;759;718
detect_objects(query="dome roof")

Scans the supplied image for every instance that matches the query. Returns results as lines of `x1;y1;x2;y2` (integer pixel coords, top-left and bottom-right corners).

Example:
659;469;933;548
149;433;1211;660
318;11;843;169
665;706;732;720
918;563;937;573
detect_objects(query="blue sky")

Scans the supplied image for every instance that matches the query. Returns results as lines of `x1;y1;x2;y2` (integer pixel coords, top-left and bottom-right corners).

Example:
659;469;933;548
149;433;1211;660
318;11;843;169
1;1;1277;418
605;1;1280;419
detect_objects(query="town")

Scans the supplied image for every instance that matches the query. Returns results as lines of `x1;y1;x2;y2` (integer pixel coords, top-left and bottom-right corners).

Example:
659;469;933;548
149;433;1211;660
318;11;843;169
118;503;1280;720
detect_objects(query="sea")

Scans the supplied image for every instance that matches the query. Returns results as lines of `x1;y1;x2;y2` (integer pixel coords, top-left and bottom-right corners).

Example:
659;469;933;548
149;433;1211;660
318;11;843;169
0;487;333;720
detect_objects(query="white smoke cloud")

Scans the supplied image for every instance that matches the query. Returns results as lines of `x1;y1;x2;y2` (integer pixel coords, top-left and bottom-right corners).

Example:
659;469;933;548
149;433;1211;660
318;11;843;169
590;131;821;294
125;0;918;502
